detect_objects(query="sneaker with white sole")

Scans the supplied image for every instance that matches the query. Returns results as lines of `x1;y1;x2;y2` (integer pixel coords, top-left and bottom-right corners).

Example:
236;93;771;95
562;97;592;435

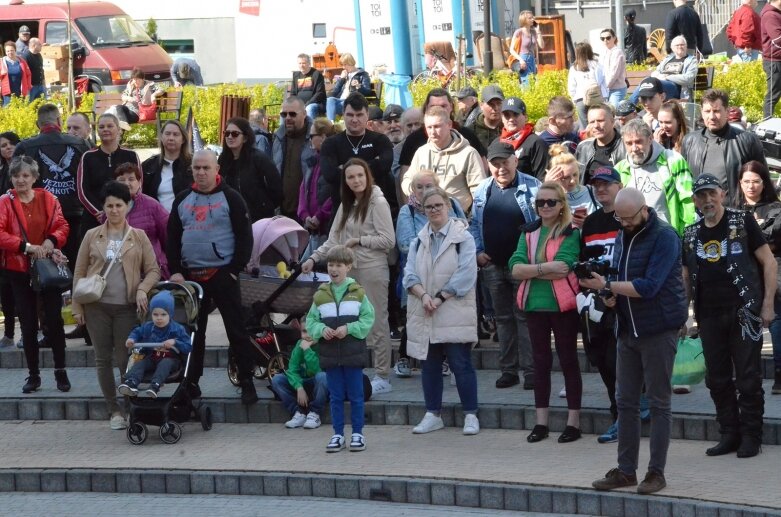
303;412;321;429
326;434;345;452
413;412;444;434
597;421;618;443
349;433;366;451
559;386;567;398
371;376;392;394
117;382;139;397
393;358;412;378
110;413;127;430
463;414;480;435
441;360;451;376
285;411;307;428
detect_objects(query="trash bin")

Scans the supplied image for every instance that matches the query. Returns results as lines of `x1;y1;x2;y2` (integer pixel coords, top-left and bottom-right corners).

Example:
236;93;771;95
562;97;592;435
380;74;413;109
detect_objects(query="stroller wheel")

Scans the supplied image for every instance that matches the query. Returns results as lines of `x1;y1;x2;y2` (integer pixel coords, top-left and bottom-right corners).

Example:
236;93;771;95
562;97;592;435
253;365;267;379
266;353;288;379
127;422;148;445
199;405;213;431
227;354;241;387
159;421;183;444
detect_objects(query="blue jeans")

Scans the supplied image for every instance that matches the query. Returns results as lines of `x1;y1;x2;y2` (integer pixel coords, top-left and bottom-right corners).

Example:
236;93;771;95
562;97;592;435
2;95;18;106
422;342;478;413
326;366;364;435
516;54;537;86
305;103;322;120
771;298;781;370
326;97;344;121
630;80;680;104
271;371;328;415
607;88;627;108
616;329;677;475
735;49;759;62
125;355;181;387
29;85;46;102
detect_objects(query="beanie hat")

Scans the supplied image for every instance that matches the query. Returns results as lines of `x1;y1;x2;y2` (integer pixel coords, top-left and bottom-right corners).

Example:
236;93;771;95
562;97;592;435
149;291;175;318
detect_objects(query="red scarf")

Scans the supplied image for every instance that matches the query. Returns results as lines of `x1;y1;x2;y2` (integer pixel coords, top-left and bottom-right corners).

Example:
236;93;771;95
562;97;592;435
500;123;534;150
40;123;61;134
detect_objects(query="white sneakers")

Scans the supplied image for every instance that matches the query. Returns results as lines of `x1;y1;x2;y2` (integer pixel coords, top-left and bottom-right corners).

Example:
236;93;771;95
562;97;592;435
110;413;127;430
559;386;567;398
371;376;393;395
413;412;444;434
286;411;321;429
326;434;346;452
463;414;480;435
412;412;480;435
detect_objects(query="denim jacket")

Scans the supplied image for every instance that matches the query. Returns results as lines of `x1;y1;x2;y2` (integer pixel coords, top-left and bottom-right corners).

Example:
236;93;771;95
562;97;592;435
468;172;541;254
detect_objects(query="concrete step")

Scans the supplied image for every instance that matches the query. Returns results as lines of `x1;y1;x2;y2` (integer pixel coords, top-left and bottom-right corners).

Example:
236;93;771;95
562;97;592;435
2;342;778;379
1;367;779;444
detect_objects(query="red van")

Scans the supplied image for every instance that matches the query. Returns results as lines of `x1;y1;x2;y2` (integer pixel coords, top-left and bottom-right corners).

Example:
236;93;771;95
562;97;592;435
0;1;172;91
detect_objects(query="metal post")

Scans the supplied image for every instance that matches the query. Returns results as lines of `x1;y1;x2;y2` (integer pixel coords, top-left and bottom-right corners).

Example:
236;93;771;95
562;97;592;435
615;0;624;54
483;0;492;74
67;0;75;110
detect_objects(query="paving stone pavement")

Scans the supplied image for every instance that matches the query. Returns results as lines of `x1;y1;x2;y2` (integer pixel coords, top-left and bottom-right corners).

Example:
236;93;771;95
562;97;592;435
0;421;779;511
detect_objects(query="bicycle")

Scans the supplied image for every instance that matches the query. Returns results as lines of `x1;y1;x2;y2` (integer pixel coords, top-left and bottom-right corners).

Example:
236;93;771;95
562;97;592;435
413;36;482;91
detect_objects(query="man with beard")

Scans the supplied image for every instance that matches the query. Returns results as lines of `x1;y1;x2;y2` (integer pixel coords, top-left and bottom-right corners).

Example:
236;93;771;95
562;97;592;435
272;96;311;219
584;187;688;495
576;103;627;184
614;118;694;235
682;174;775;459
383;104;404;145
498;97;548;179
455;86;479;127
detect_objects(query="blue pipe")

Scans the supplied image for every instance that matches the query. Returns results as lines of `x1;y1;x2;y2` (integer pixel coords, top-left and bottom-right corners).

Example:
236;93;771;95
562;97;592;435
415;0;426;71
390;0;412;75
353;0;365;67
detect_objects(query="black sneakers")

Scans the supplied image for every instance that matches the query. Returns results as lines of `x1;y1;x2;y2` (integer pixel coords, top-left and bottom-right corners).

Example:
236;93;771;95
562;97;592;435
240;378;258;405
54;369;71;392
22;374;41;394
495;372;520;389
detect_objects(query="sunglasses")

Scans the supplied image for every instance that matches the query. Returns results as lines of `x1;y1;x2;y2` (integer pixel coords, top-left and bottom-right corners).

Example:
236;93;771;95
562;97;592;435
280;111;299;118
223;130;242;138
600;35;612;41
535;199;560;208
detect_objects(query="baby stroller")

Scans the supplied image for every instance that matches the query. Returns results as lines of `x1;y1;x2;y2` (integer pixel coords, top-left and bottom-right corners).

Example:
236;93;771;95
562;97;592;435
229;216;327;388
124;281;208;445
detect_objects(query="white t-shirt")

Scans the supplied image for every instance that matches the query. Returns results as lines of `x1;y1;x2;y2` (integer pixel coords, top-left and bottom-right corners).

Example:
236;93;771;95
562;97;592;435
157;160;175;212
629;169;669;224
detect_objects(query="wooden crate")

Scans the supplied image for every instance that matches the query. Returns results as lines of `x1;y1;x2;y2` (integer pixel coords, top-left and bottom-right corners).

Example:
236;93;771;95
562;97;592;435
41;44;69;60
43;57;67;71
44;68;68;84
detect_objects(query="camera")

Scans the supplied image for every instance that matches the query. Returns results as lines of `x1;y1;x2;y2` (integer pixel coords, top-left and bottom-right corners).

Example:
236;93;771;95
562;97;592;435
573;258;614;280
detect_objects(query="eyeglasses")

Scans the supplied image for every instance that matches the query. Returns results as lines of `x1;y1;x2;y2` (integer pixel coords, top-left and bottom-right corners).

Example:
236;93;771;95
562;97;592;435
424;203;445;212
535;199;560;208
613;206;645;223
280;111;299;118
600;35;612;41
223;130;242;138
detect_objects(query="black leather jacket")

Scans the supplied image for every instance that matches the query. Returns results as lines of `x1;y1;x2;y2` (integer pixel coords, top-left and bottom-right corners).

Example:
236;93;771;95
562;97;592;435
575;129;626;184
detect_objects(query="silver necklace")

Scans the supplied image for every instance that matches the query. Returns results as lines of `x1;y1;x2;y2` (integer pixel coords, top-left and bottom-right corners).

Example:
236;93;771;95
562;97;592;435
346;133;365;155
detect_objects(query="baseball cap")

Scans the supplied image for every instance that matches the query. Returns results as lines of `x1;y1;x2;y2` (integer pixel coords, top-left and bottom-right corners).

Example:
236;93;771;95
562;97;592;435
589;166;622;184
18;25;30;34
455;86;477;99
692;173;722;193
486;139;516;161
501;97;527;115
635;77;664;98
481;84;504;103
383;104;403;121
368;106;383;121
616;100;638;116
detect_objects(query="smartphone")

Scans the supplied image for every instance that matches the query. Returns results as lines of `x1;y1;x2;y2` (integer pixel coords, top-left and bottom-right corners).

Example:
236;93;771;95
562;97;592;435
574;207;588;218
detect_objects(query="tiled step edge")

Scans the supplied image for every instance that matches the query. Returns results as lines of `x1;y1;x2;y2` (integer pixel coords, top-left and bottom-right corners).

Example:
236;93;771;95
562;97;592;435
0;468;778;517
1;398;779;445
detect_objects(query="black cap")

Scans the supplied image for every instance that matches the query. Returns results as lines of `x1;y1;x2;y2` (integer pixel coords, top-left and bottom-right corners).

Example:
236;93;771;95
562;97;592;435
486;139;516;161
368;106;383;121
589;166;622;184
616;100;638;116
624;8;636;19
18;25;30;34
455;86;477;99
636;77;664;98
501;97;527;115
383;104;403;121
481;84;504;103
692;173;723;193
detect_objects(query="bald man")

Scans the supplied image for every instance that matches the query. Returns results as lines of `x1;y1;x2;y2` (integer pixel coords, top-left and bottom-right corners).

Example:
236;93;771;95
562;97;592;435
582;187;687;495
167;149;258;405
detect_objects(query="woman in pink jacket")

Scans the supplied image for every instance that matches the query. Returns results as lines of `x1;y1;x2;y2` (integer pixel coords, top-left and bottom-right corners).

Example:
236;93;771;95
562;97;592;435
298;118;335;256
598;28;628;107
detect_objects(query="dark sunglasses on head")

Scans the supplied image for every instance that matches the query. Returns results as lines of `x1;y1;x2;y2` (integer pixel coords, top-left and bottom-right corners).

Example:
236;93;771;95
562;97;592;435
280;111;299;118
535;199;560;208
224;130;242;138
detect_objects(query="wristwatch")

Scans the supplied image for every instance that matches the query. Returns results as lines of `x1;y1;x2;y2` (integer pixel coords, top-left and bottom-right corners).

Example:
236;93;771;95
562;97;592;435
605;279;611;291
435;291;446;303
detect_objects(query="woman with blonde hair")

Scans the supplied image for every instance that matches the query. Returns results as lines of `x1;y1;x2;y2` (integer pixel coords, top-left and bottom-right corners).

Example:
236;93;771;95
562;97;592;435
507;11;545;86
510;181;582;443
545;144;599;227
326;52;372;121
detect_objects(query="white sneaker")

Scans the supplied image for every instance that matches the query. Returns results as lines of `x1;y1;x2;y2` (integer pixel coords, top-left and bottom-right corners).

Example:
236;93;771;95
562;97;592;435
110;413;127;430
413;412;444;434
326;434;345;452
285;411;307;428
441;360;451;376
463;414;480;435
559;386;567;398
393;358;412;378
303;412;321;429
371;376;392;394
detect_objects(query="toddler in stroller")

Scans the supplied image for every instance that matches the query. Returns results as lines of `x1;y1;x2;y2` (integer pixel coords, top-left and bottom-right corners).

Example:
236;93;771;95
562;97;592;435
118;291;191;398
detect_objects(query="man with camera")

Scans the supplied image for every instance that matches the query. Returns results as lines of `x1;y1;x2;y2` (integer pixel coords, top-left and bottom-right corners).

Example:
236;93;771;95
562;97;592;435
682;174;775;459
582;187;688;495
576;166;622;443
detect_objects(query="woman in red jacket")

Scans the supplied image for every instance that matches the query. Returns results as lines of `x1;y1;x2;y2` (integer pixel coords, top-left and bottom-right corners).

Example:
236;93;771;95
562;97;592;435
0;40;31;105
0;156;70;393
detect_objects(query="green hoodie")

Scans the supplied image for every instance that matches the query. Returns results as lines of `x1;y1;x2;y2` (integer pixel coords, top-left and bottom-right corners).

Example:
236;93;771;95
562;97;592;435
284;339;322;390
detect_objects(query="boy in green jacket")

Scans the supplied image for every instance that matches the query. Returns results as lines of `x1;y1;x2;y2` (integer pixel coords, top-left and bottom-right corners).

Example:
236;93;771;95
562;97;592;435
270;323;328;429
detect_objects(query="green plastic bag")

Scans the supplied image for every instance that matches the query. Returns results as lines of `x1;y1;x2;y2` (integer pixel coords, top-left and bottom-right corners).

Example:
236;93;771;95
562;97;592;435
672;336;706;386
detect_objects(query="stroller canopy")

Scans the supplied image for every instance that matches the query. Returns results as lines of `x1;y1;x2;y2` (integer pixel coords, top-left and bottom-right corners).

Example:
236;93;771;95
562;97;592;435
246;216;310;272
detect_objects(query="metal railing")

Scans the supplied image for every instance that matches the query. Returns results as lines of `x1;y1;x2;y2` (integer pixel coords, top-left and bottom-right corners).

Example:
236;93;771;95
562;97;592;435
694;0;740;44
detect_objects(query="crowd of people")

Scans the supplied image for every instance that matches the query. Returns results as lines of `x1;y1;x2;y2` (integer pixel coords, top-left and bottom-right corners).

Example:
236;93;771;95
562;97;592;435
0;6;780;494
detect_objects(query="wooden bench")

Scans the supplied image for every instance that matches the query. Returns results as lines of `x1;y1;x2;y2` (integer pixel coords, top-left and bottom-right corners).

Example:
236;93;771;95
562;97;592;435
626;69;653;95
626;65;714;97
91;90;183;140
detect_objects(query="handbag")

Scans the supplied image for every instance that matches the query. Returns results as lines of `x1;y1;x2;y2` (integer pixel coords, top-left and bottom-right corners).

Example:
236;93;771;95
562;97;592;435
11;204;72;292
138;103;157;122
72;229;131;304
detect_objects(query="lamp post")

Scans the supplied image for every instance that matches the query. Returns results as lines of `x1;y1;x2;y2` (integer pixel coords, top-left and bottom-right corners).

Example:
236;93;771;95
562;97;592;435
483;0;492;74
67;0;75;110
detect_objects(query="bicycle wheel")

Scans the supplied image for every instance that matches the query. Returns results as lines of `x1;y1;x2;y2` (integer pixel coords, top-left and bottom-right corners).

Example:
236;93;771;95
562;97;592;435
412;70;434;84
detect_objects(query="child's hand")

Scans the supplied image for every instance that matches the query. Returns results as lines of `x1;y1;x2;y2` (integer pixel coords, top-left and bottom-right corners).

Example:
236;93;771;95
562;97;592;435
334;325;348;339
125;339;135;349
322;327;336;340
162;339;175;350
296;387;309;408
300;338;313;350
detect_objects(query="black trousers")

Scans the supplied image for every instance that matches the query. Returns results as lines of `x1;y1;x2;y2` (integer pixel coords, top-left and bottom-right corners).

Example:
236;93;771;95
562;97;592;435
7;271;65;375
764;60;781;118
581;313;618;421
62;214;82;273
187;268;255;384
0;276;14;339
698;304;764;439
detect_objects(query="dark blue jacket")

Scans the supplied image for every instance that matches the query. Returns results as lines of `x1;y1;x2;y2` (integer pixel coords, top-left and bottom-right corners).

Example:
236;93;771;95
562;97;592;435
612;208;687;337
